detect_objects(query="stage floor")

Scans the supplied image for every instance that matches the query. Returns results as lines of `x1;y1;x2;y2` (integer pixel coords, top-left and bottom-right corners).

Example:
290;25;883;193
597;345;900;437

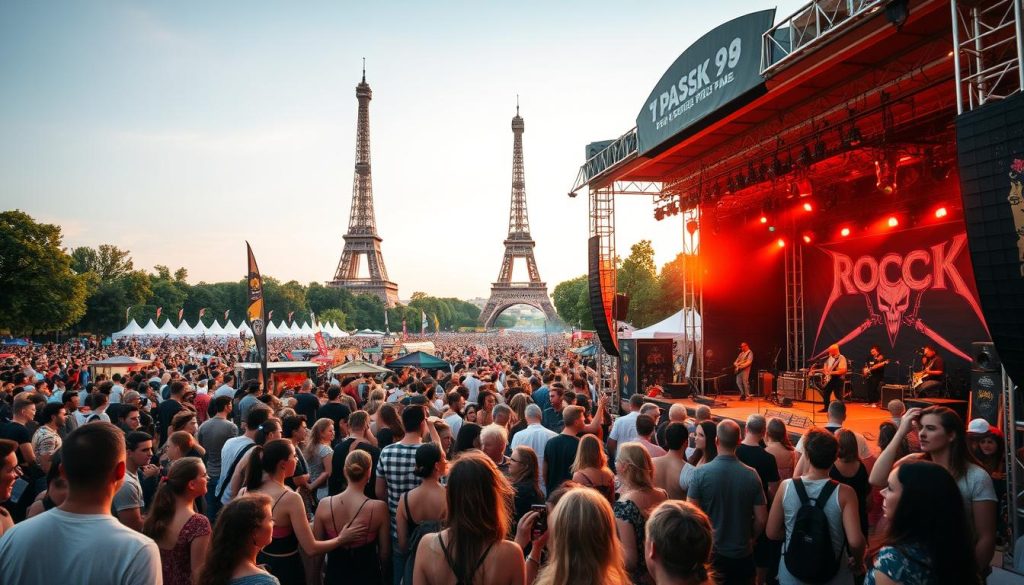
644;395;893;455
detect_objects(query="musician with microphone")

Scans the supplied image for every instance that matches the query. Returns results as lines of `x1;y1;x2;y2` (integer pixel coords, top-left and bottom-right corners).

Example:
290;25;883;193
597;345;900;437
809;344;847;412
914;345;945;397
733;342;753;401
863;345;889;408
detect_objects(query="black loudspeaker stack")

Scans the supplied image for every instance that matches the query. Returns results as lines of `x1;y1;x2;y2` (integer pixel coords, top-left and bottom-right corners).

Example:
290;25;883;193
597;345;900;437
969;341;1001;426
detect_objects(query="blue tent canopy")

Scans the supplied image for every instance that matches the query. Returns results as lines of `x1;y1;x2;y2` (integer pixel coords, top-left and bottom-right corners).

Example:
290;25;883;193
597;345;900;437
386;351;452;371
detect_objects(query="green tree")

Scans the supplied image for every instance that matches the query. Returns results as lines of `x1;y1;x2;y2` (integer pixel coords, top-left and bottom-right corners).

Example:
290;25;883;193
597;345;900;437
618;240;662;328
0;211;87;332
71;244;134;280
551;274;594;329
79;270;152;333
658;253;689;315
494;313;518;328
316;308;347;330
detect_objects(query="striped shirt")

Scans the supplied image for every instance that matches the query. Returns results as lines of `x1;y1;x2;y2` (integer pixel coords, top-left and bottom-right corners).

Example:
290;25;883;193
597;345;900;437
376;441;422;538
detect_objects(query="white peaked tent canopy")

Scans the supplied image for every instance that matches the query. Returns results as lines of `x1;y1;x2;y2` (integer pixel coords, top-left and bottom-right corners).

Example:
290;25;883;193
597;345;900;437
238;321;253;336
112;319;144;340
159;320;179;336
223;321;240;336
266;321;281;337
176;320;196;336
299;321;313;336
141;320;161;335
629;309;703;339
207;320;226;336
193;320;210;336
289;322;302;336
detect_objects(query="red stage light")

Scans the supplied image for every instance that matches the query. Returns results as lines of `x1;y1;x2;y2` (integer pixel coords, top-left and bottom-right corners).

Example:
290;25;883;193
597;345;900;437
802;202;813;212
887;216;899;228
802;234;812;244
760;215;768;224
776;238;786;248
840;227;851;237
935;207;948;218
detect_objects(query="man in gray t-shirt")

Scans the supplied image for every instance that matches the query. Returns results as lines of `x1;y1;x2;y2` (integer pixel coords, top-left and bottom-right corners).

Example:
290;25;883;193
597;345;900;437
688;420;767;584
197;397;238;479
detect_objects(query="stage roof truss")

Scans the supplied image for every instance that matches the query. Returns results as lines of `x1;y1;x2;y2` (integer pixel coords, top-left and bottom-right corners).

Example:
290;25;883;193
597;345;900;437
571;129;639;193
761;0;886;75
952;0;1024;114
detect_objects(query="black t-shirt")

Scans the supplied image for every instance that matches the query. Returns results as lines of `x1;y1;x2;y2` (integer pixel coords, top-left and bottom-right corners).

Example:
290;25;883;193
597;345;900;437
544;434;581;494
924;355;946;380
0;421;32;464
319;403;351;434
866;354;887;379
376;427;396;450
328;437;380;499
293;393;320;422
156;399;183;445
736;443;780;501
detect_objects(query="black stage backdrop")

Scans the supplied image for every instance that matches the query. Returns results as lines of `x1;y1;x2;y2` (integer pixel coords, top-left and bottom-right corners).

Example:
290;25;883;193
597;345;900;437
805;222;990;395
702;226;785;389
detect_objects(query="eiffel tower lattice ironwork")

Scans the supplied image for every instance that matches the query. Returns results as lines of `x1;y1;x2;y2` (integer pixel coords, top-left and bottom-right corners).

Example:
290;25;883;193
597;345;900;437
480;106;559;328
328;65;399;308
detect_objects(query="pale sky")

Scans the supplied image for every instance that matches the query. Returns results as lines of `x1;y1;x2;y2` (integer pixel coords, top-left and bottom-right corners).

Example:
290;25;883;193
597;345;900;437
1;1;805;299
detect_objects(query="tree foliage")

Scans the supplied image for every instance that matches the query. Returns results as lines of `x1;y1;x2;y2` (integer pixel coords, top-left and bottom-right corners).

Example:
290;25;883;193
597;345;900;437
0;211;87;333
551;275;593;329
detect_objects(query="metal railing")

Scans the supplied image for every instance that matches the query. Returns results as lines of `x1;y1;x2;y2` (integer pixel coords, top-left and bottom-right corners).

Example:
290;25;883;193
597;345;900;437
761;0;884;74
952;0;1024;114
570;128;638;194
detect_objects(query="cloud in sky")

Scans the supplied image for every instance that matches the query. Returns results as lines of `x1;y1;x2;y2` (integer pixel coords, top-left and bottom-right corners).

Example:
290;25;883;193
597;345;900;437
0;1;806;298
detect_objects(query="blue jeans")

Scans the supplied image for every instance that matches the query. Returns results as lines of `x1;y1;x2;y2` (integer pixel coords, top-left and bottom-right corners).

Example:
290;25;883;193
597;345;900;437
205;476;222;521
392;535;406;585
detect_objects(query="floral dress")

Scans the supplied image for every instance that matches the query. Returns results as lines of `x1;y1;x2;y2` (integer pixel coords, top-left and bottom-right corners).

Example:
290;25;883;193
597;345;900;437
613;499;652;585
864;544;933;585
160;513;212;585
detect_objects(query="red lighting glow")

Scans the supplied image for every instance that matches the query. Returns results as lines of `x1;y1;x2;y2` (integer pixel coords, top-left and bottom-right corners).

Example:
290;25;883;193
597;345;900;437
887;216;899;228
935;207;948;218
840;227;851;237
776;238;786;248
760;215;768;224
802;202;813;212
802;235;812;244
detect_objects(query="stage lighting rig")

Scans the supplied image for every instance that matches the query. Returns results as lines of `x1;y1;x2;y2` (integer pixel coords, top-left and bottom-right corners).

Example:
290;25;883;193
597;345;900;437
875;150;898;194
885;0;909;28
686;219;699;235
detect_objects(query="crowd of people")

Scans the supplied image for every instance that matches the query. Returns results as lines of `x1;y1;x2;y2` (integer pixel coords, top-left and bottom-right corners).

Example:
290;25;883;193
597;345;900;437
0;333;1009;584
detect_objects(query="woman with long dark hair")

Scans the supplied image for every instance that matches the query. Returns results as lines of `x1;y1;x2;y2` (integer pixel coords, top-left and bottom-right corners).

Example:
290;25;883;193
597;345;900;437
869;406;997;573
197;492;279;585
453;422;483;454
375;404;404;449
509;445;544;521
413;451;525;585
239;439;362;585
680;421;718;496
867;460;978;585
313;450;390;585
27;449;68;518
143;457;211;585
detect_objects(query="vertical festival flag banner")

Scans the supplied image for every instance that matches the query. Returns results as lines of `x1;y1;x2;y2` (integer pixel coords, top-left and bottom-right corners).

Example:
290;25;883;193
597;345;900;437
224;309;230;322
177;308;184;323
245;242;269;386
384;309;390;332
421;310;427;335
311;312;329;356
433;313;440;335
268;310;274;322
402;319;408;340
199;308;206;319
156;307;162;321
288;311;295;325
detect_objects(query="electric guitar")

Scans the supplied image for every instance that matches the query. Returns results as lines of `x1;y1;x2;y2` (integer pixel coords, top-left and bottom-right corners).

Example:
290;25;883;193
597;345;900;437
912;357;937;389
863;359;890;377
810;357;845;388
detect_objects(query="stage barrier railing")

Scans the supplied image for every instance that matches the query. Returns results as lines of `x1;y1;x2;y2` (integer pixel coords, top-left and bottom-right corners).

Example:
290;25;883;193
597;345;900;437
762;0;884;75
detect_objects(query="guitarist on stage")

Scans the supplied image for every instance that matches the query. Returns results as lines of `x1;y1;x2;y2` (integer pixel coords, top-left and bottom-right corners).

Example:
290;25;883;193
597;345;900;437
733;342;753;401
809;344;848;412
863;345;889;408
914;345;945;397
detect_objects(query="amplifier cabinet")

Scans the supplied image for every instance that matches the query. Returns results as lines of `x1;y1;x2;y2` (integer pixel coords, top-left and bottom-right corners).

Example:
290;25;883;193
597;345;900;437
778;373;811;401
881;384;909;405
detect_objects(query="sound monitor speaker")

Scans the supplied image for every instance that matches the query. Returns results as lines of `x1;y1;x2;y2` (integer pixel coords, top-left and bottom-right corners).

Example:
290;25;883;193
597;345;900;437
969;370;1002;425
614;293;630;321
665;382;690;399
881;384;909;405
588;236;618;356
972;342;1000;373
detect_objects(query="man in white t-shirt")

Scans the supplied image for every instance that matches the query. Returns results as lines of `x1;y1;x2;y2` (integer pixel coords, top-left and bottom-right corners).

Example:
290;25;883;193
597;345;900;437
510;404;558;489
0;422;162;584
607;394;646;457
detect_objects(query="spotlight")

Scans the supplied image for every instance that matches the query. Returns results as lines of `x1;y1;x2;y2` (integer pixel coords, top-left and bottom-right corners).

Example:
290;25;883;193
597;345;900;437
845;125;863;148
776;238;786;248
768;225;776;233
770;157;784;178
802;232;813;244
797;145;812;168
792;177;813;198
802;202;814;212
887;216;899;228
935;207;948;218
814;140;827;161
885;0;909;28
840;227;851;237
760;215;768;224
875;152;898;194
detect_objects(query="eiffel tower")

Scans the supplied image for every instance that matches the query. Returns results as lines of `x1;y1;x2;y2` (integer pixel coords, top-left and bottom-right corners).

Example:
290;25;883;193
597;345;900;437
328;65;399;308
480;105;559;328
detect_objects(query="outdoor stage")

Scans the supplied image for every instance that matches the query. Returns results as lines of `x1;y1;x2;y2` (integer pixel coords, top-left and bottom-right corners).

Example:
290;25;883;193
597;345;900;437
644;395;889;449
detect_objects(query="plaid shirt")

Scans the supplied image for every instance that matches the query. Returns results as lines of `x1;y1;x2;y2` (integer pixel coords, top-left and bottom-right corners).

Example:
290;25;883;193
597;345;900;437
376;441;422;538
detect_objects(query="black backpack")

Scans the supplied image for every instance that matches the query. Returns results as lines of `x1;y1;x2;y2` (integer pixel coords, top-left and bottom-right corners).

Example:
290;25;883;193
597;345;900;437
783;479;842;583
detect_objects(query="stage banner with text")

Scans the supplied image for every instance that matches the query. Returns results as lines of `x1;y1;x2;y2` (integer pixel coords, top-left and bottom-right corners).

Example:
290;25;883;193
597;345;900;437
635;9;774;155
804;223;990;384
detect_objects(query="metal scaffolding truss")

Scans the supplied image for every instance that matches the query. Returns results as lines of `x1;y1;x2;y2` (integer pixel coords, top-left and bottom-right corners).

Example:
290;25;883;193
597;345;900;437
589;185;619;409
952;0;1024;114
785;242;806;372
762;0;885;75
681;207;705;395
571;130;640;193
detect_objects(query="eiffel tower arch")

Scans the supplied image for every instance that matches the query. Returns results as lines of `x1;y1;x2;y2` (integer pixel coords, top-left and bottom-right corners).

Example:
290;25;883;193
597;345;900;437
327;65;399;307
480;106;559;328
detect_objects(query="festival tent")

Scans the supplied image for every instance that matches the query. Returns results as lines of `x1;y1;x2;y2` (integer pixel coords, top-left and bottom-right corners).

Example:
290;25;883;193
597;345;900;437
141;320;162;336
159;320;179;336
299;321;314;336
112;320;144;340
330;360;392;376
207;320;226;336
193;321;210;336
386;351;452;371
289;322;302;336
267;321;282;337
629;309;702;339
238;321;253;336
223;321;240;336
176;320;196;336
332;323;349;337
